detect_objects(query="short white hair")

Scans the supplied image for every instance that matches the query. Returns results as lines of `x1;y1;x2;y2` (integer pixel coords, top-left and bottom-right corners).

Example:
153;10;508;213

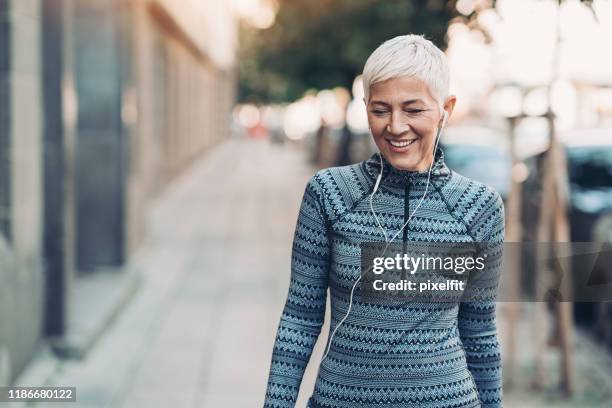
362;34;449;113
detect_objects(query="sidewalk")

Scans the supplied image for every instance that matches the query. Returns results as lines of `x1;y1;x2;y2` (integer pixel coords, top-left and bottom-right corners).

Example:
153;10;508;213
12;139;316;408
10;138;612;408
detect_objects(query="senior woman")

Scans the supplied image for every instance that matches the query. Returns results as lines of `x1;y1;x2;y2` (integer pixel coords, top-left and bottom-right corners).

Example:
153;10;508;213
263;34;504;408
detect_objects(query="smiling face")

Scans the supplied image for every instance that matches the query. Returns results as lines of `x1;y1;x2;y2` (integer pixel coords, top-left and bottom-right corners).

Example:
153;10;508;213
366;75;455;171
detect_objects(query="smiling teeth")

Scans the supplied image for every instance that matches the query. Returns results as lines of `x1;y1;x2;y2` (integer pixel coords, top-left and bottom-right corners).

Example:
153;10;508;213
389;139;416;147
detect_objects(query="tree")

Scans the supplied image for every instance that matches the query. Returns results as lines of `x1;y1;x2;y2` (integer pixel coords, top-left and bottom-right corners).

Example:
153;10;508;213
238;0;456;103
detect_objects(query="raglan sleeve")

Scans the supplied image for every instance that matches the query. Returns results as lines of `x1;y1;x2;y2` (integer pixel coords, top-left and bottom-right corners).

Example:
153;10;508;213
458;190;505;408
263;173;331;408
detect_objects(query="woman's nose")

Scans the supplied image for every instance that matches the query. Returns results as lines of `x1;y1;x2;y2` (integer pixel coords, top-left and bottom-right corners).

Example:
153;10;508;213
386;113;409;136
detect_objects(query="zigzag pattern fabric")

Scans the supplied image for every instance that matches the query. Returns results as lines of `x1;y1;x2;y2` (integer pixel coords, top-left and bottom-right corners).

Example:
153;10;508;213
264;147;505;408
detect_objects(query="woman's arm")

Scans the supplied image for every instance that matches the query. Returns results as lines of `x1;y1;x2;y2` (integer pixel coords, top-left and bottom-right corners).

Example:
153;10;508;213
458;191;505;408
263;174;331;408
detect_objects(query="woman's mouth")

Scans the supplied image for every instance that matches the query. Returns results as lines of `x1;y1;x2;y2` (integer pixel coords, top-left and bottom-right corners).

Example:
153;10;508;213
386;138;418;152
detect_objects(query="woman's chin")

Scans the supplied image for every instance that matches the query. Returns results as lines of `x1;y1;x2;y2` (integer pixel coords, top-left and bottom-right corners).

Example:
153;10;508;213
385;153;422;171
380;139;428;171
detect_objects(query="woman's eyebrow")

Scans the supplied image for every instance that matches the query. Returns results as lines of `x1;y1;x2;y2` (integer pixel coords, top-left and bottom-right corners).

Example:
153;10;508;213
401;99;425;105
369;99;426;106
369;100;390;106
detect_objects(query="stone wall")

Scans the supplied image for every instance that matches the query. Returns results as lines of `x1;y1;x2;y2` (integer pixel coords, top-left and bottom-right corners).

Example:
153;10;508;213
0;0;236;383
0;0;44;385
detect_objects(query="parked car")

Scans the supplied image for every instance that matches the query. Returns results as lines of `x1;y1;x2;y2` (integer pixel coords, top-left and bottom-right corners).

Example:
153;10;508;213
563;129;612;241
441;125;512;201
520;128;612;330
521;128;612;240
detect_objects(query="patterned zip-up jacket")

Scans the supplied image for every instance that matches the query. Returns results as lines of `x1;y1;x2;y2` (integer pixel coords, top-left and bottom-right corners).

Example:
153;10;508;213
264;147;505;408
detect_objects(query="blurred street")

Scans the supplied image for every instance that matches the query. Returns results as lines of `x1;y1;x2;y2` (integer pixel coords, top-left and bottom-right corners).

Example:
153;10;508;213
8;138;612;408
2;1;612;407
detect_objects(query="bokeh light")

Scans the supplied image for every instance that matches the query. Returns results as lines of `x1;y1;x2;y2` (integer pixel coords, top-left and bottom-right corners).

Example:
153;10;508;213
283;96;321;140
236;104;261;128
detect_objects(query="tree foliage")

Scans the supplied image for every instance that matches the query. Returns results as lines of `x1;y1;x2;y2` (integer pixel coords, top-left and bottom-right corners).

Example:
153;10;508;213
238;0;456;103
238;0;598;103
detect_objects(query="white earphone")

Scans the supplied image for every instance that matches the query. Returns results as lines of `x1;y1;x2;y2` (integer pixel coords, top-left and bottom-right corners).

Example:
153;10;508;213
321;110;448;362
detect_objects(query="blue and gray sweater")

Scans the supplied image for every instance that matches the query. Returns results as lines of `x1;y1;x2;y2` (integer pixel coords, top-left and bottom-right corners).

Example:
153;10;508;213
264;147;505;408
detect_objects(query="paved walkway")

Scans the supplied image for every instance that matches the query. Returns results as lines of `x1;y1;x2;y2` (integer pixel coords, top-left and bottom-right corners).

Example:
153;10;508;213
11;138;612;408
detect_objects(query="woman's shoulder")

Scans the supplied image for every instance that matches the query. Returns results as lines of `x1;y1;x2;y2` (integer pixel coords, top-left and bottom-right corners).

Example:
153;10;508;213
441;170;505;240
305;161;373;223
443;169;504;209
309;161;367;187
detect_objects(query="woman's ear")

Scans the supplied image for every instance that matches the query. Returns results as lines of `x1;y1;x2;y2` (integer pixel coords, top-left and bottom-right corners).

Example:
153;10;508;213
442;95;457;127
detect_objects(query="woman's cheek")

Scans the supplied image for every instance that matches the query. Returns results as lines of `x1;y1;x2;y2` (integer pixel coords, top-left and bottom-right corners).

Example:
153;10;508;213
370;124;385;139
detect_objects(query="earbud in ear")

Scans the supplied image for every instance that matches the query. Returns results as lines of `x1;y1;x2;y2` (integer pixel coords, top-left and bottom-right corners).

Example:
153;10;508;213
439;111;447;128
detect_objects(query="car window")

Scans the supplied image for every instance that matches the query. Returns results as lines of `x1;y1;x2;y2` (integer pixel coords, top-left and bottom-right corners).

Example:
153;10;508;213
442;144;511;197
567;147;612;189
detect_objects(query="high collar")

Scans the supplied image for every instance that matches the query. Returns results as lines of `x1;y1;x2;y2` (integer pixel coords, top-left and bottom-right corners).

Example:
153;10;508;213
363;146;451;188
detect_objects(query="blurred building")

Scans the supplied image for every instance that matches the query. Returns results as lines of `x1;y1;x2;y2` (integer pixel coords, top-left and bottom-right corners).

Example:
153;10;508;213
0;0;236;384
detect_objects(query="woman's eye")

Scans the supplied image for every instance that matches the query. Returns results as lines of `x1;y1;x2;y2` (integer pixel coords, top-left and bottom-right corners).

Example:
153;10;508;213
370;110;387;115
404;109;424;114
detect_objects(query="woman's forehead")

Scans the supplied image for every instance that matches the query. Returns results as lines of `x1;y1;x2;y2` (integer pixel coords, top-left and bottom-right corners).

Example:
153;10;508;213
368;76;436;104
